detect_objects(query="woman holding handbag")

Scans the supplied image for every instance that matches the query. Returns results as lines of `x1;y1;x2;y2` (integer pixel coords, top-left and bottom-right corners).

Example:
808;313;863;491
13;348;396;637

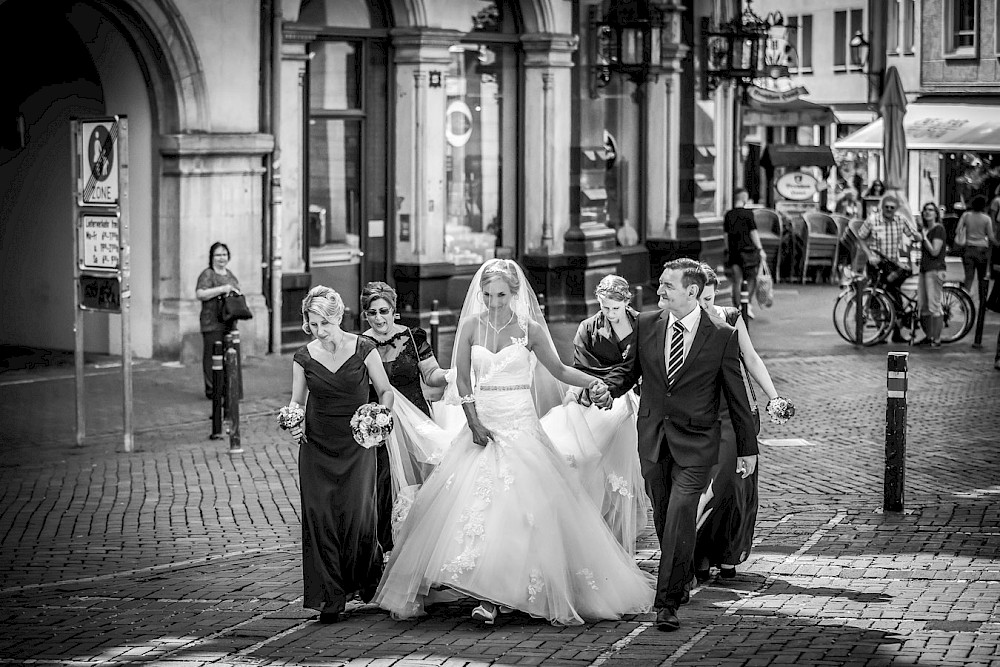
195;242;241;400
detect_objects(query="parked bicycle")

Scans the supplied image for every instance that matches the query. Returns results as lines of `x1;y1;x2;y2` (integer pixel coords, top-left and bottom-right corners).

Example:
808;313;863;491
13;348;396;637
833;253;975;346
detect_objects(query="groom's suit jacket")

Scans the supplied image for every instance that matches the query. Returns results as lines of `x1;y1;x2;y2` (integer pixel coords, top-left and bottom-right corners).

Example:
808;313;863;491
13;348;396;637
605;307;758;467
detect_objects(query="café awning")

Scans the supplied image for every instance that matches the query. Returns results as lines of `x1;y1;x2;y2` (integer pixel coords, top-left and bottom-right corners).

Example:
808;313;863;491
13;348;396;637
761;144;837;170
743;97;837;127
834;103;1000;151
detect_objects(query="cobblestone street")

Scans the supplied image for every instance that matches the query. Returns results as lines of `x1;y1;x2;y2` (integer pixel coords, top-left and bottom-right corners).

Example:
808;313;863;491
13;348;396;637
2;285;999;666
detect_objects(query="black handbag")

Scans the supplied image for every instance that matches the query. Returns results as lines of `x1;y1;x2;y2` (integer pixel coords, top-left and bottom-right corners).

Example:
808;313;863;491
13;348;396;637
221;294;253;322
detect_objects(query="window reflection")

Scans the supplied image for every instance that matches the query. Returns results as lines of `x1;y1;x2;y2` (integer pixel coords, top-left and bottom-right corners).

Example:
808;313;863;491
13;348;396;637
309;119;361;250
444;43;511;265
310;42;360;112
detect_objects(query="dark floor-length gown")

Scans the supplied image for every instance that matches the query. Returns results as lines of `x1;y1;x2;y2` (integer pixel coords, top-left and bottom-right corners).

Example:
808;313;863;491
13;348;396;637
294;337;383;614
364;327;436;553
695;307;760;570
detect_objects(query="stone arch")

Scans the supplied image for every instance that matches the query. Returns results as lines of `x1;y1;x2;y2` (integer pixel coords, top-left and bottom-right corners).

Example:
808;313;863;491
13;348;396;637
386;0;559;32
97;0;210;133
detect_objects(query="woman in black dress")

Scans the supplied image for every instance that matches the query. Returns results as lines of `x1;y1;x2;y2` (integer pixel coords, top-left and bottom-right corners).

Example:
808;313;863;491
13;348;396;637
572;274;638;379
693;265;781;581
359;281;448;553
287;285;395;623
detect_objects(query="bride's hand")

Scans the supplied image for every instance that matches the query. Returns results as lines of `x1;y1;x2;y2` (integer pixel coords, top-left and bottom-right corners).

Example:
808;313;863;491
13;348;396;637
469;421;494;447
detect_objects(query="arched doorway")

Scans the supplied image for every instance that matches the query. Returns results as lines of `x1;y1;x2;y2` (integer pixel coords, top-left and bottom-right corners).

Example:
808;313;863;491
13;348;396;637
0;0;155;357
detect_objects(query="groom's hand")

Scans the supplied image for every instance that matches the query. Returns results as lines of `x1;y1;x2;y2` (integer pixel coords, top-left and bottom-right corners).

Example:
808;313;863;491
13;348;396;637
736;455;758;478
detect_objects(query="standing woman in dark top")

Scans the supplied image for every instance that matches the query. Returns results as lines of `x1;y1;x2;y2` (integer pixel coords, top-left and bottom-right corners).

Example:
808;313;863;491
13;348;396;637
572;274;638;379
359;281;448;553
724;188;767;317
916;202;947;347
286;285;395;623
195;242;240;399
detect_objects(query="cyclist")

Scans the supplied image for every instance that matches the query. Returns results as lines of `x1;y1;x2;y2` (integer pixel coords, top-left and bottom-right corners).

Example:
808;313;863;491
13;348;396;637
853;193;919;341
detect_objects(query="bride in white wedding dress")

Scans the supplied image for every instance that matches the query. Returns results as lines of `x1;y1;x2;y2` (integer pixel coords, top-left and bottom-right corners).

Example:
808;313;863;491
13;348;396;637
374;259;653;626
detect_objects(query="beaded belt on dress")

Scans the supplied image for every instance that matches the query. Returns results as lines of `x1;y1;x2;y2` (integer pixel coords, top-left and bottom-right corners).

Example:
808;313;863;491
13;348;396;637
477;384;531;391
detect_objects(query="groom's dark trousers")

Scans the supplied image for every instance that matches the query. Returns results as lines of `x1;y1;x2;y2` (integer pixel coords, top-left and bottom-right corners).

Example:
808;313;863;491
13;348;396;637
605;307;757;609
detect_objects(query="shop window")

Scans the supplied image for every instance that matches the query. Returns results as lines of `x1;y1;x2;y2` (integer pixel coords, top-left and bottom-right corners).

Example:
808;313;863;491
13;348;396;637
444;41;517;265
944;0;977;57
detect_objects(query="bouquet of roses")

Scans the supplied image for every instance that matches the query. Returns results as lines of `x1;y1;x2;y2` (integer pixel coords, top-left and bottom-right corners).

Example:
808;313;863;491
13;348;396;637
276;403;305;444
351;403;393;449
765;396;796;425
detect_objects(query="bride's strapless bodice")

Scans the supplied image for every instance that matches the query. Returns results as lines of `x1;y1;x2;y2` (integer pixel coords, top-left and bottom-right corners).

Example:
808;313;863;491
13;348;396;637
471;341;537;429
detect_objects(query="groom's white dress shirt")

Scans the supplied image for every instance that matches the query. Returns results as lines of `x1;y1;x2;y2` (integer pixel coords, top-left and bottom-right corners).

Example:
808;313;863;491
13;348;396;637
664;306;702;366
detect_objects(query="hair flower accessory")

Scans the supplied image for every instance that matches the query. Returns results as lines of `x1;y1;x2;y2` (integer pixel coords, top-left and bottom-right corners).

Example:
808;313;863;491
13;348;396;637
765;396;795;425
350;403;394;448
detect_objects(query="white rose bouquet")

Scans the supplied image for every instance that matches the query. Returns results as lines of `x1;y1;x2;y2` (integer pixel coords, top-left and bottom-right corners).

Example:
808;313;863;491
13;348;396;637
765;396;796;425
276;403;306;444
350;403;393;449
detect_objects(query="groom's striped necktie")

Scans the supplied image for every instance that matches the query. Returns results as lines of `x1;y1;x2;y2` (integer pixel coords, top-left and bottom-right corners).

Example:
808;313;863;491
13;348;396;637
667;320;685;384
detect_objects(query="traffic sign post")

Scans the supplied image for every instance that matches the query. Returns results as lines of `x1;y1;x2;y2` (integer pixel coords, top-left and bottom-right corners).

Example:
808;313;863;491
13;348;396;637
71;116;131;451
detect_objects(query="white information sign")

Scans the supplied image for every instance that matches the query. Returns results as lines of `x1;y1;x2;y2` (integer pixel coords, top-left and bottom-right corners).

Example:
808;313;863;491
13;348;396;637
79;119;120;205
79;214;120;270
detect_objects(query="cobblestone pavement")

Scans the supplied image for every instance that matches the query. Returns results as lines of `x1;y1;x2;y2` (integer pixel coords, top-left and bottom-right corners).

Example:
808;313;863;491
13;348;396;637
1;285;999;666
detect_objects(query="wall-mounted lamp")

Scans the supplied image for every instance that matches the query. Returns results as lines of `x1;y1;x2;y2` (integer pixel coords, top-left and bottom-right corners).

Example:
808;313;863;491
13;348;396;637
590;0;668;97
848;30;882;104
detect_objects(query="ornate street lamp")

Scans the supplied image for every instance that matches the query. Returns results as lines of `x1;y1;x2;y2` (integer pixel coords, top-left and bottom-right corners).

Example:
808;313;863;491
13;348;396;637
591;0;668;95
848;30;882;104
700;0;784;98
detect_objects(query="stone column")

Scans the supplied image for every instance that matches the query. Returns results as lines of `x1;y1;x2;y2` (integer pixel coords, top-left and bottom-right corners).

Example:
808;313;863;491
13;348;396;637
522;25;617;322
390;29;463;321
160;133;273;363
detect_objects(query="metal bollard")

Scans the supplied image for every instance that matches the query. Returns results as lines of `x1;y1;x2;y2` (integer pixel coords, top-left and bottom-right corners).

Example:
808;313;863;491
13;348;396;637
230;330;244;400
430;299;440;355
633;285;644;310
210;341;224;440
223;333;234;420
224;344;243;454
884;352;907;512
740;287;750;326
537;292;546;317
854;275;867;346
972;277;988;348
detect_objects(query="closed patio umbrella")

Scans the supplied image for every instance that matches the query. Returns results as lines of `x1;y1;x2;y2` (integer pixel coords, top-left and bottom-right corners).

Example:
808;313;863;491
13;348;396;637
880;66;907;192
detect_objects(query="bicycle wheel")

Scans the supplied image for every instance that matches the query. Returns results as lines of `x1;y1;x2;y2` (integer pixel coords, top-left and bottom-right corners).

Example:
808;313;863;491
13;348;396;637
832;287;855;343
841;288;895;346
940;285;975;343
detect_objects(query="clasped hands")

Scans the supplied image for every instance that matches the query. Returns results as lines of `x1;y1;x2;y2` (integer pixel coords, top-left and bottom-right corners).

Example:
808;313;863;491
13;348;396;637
582;380;613;410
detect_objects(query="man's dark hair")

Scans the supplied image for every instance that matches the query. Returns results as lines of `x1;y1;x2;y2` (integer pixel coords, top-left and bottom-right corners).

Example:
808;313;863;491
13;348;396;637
663;257;707;296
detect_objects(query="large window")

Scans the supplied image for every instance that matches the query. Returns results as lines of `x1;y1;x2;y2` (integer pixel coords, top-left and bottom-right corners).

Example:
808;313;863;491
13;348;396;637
834;10;864;71
443;1;520;265
944;0;977;57
786;15;813;72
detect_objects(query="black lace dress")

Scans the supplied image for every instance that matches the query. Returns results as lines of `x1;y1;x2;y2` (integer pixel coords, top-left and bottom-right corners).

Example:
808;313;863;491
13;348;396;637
293;337;383;614
363;327;436;553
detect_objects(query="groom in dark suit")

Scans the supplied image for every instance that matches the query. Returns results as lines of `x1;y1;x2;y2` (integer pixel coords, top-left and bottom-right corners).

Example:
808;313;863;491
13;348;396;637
592;258;758;631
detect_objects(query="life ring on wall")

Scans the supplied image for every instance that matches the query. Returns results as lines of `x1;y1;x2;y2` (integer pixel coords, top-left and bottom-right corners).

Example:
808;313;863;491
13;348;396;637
445;100;474;147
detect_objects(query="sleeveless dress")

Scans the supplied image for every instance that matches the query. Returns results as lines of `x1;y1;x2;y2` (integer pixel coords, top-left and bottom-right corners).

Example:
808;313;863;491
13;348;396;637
374;339;654;626
294;338;383;614
695;307;760;569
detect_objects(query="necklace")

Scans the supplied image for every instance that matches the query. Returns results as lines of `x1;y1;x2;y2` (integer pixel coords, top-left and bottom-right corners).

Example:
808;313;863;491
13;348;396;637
486;312;514;334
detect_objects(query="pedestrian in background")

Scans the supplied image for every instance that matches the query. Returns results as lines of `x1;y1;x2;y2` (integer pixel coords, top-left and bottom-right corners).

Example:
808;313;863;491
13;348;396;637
955;194;998;295
195;242;240;400
287;286;395;623
723;188;766;318
915;203;947;348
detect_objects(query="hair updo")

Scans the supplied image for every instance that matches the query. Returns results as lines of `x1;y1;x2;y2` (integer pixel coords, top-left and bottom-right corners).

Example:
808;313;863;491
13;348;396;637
301;285;345;334
480;259;521;293
699;262;720;288
360;281;397;311
595;274;632;303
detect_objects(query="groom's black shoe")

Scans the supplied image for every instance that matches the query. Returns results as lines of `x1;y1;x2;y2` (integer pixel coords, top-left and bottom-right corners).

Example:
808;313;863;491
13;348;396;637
655;607;680;632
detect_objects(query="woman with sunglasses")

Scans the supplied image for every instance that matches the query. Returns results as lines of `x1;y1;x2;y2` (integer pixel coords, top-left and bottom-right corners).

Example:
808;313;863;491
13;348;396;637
916;203;948;348
360;282;449;555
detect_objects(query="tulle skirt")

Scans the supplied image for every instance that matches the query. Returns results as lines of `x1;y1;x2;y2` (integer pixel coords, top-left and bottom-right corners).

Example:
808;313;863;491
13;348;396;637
375;388;653;626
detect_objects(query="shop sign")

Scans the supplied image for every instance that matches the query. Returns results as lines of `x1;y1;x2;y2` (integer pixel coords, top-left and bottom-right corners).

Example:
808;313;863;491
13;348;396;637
775;172;818;201
747;85;810;104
